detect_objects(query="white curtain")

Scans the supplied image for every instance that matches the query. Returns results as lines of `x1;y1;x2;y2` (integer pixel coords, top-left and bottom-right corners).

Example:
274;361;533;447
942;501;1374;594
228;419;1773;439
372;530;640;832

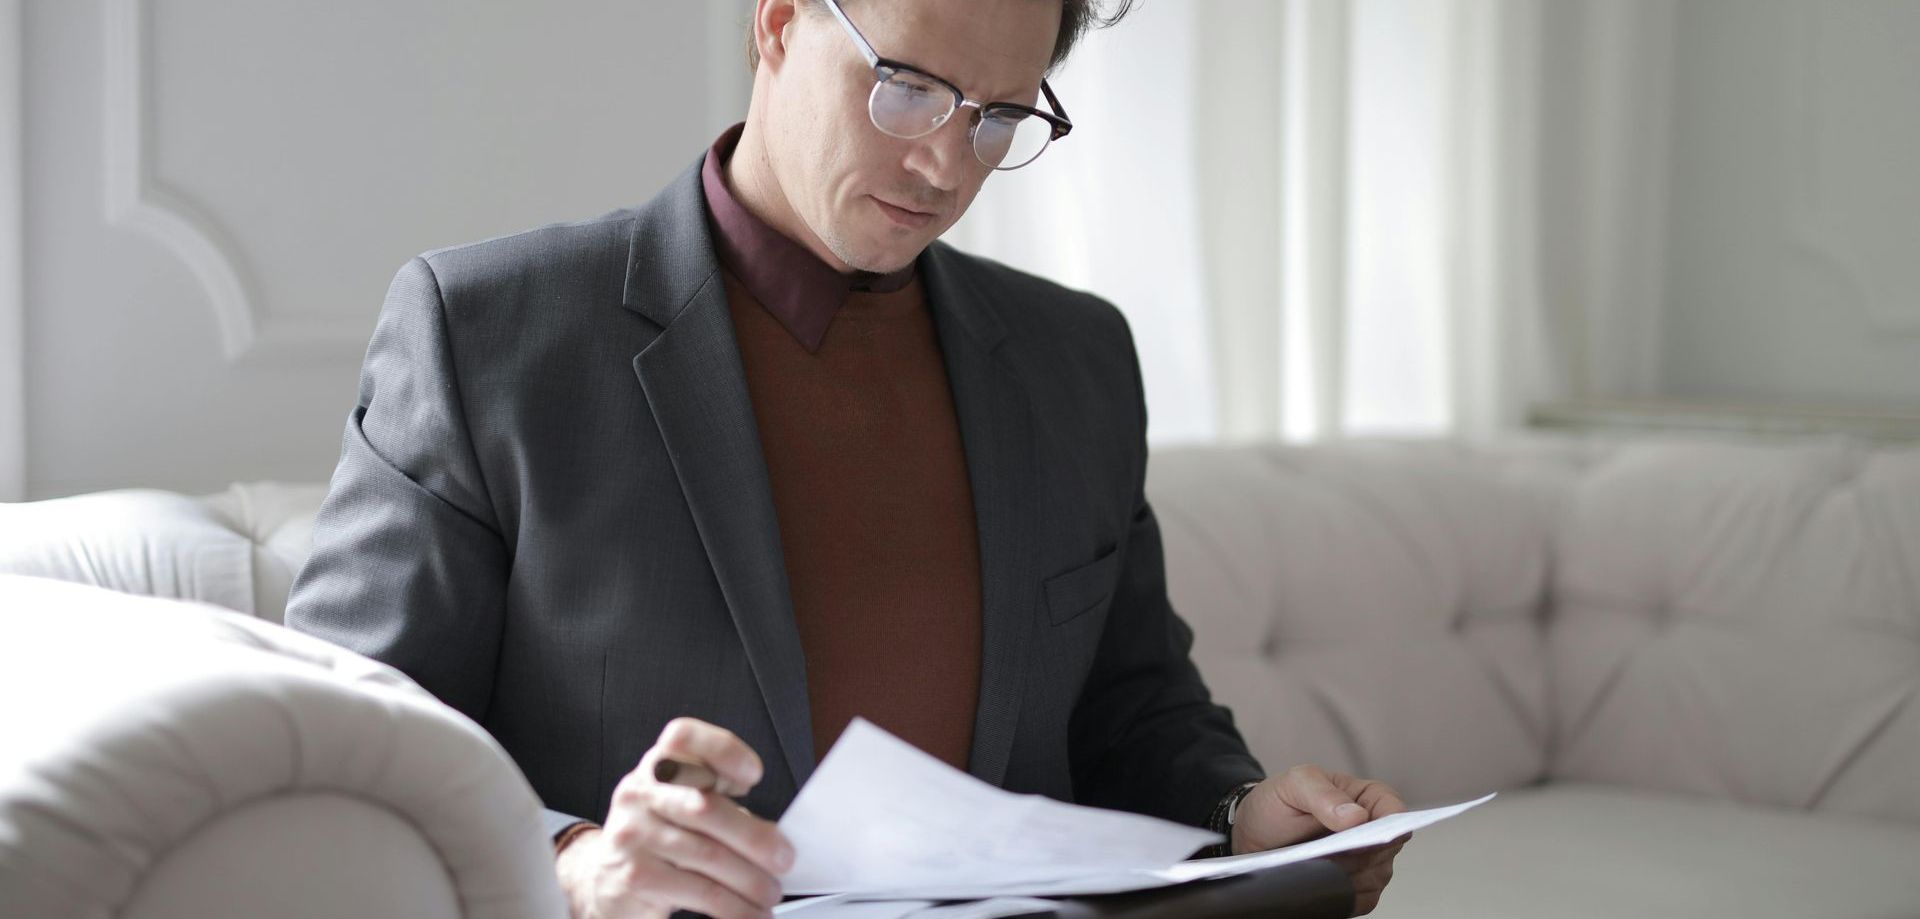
945;0;1569;445
944;0;1219;443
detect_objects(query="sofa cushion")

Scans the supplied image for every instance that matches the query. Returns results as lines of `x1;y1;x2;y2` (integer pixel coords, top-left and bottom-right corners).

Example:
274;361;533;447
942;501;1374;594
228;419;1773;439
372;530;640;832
198;481;330;623
1550;439;1920;823
1369;781;1920;919
1147;437;1592;806
0;482;327;623
0;488;260;614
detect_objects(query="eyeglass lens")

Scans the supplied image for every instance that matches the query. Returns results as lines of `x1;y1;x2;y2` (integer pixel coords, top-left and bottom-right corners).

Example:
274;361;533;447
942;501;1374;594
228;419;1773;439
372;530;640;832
868;70;1054;170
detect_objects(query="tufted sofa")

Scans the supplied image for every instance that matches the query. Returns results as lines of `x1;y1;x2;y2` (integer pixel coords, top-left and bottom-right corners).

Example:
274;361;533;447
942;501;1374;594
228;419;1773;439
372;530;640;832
2;431;1917;916
1155;433;1920;917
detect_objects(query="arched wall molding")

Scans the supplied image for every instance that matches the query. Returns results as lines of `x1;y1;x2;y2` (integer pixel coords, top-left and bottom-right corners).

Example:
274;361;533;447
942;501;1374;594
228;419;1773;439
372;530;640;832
100;1;758;366
102;0;379;365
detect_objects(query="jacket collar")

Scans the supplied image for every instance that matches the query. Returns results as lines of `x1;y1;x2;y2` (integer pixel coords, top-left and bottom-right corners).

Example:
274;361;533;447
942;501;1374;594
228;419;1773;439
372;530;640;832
621;154;1008;353
698;122;915;353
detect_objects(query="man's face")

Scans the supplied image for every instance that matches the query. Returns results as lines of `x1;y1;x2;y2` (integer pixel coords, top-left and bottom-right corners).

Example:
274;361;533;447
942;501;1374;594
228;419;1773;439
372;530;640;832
760;0;1060;273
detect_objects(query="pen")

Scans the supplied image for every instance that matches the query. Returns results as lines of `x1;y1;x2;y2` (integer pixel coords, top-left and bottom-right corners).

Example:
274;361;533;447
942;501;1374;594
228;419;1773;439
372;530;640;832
653;757;729;795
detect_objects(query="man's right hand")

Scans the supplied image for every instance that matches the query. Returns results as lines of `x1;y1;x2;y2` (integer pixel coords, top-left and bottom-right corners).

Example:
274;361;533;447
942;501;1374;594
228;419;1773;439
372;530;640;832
555;717;797;919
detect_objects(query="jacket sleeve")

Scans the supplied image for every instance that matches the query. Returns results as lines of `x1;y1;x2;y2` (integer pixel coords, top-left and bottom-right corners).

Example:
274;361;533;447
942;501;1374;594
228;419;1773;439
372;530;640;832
1065;307;1267;835
283;255;589;844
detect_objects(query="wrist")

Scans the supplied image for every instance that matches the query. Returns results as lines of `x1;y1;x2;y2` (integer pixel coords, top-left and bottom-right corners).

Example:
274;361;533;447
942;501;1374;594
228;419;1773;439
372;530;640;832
554;820;601;856
553;825;604;918
1205;780;1261;857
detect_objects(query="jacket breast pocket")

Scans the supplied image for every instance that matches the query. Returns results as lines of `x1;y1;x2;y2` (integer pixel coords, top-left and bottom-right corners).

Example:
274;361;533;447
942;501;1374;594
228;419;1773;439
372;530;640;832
1043;544;1121;626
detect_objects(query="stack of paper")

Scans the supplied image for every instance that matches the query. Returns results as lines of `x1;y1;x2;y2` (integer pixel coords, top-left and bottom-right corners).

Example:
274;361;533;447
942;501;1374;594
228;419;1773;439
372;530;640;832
771;717;1496;915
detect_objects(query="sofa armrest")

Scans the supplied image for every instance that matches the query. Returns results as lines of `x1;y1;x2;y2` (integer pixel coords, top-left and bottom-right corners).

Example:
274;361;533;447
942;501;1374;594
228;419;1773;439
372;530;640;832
0;574;567;918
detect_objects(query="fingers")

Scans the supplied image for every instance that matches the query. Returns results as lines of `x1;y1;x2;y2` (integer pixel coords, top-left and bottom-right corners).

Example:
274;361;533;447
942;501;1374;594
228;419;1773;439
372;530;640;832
622;847;779;919
1326;841;1404;917
1334;774;1407;819
582;718;795;919
621;795;785;911
1350;863;1392;916
1280;764;1410;831
647;782;797;879
646;716;767;797
1280;764;1371;832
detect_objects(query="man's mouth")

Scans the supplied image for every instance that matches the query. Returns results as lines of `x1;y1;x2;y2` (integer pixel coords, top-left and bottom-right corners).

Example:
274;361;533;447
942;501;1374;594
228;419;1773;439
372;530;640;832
870;195;937;229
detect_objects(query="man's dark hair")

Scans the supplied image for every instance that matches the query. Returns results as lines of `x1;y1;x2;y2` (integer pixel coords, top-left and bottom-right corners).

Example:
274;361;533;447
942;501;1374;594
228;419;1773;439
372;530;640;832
745;0;1137;75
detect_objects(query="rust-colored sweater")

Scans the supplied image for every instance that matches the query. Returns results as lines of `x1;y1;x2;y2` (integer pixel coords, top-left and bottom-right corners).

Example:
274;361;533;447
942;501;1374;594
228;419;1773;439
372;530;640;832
703;123;982;772
721;270;983;771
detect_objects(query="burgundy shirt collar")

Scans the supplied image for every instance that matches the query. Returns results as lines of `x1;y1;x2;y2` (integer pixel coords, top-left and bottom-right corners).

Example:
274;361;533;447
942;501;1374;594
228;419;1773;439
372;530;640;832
700;122;916;353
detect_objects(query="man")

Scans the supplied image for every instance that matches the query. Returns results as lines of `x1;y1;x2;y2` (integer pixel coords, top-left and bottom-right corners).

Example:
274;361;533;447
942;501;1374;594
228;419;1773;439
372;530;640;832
286;1;1413;917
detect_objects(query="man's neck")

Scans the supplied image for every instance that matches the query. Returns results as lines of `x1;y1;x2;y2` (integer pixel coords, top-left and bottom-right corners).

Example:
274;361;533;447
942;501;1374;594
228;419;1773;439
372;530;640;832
724;119;856;274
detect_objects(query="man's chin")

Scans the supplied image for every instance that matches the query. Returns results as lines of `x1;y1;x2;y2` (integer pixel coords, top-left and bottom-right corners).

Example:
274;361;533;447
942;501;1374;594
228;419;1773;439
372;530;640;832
822;212;942;274
838;240;925;276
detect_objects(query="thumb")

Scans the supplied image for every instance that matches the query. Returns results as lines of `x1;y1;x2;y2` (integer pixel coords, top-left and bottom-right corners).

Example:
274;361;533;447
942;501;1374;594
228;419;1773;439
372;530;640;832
1285;767;1370;832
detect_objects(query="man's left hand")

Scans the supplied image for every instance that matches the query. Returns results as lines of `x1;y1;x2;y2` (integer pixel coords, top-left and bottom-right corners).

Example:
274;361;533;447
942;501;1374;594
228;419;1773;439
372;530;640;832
1229;765;1412;916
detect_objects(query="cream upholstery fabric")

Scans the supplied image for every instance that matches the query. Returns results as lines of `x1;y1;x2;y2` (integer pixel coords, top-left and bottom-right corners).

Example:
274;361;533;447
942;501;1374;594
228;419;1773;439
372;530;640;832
1152;434;1920;828
0;488;261;615
0;482;324;623
0;574;567;919
2;433;1915;916
1547;440;1920;822
1153;438;1572;808
1366;781;1920;918
1149;433;1920;917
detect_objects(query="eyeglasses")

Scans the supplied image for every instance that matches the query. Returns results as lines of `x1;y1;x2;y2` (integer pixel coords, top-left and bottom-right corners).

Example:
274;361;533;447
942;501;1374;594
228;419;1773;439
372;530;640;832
820;0;1073;171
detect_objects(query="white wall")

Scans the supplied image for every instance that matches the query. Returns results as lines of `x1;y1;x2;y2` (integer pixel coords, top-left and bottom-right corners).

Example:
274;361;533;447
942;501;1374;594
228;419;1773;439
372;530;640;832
944;0;1219;444
15;2;1918;501
1540;0;1920;413
1658;0;1920;411
2;0;24;501
18;1;751;499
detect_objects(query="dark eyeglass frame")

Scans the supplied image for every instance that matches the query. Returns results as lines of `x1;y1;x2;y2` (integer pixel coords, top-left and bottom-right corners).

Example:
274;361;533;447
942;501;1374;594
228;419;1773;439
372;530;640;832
820;0;1074;169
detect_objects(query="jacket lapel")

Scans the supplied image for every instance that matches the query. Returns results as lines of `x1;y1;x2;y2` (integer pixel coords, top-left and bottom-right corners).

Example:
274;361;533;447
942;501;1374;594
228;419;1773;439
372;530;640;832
625;159;819;792
621;159;1041;795
920;242;1041;790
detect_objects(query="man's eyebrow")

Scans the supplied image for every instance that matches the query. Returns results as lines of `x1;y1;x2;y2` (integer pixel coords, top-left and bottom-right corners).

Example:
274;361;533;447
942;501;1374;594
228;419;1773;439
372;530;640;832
972;69;1042;106
892;55;1038;106
986;72;1049;106
985;82;1040;105
973;80;1044;107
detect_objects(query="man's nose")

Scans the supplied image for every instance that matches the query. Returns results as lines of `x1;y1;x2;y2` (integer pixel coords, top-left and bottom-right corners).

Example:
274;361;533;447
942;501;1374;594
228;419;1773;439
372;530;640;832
902;110;974;195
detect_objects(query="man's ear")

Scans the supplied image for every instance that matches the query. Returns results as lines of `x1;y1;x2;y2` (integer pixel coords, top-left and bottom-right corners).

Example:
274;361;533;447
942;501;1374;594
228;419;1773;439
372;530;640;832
752;0;803;72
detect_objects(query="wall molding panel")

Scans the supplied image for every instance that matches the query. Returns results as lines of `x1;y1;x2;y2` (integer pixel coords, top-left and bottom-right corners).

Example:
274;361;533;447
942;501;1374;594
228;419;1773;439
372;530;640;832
102;0;366;365
1787;2;1920;337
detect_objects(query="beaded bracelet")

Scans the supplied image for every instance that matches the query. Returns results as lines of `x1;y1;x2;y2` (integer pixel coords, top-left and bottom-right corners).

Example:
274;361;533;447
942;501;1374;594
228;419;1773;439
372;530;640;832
1198;780;1262;859
553;820;602;855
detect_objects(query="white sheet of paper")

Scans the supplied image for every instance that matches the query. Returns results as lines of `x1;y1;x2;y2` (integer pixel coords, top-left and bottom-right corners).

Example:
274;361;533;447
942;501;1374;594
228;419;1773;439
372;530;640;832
773;897;933;918
833;790;1500;902
777;716;1497;904
775;895;1059;918
908;897;1062;918
775;893;860;914
777;717;1222;895
1156;791;1500;883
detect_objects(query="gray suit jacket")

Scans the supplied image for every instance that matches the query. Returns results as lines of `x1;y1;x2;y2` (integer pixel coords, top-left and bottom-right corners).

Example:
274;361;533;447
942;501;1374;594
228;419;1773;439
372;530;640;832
285;152;1265;846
